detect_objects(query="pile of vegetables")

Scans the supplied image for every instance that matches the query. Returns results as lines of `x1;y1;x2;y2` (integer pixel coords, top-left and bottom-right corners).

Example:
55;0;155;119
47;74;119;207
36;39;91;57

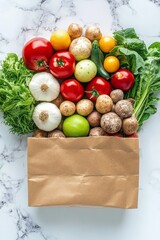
0;24;160;137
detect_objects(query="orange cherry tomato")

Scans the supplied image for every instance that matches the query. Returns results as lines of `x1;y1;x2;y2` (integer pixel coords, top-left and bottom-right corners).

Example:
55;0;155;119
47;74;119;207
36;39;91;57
103;56;120;73
50;30;71;51
99;36;116;53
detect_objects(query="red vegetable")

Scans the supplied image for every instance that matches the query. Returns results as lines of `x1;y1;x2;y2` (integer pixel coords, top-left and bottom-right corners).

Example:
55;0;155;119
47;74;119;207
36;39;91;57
111;69;134;91
60;79;84;102
49;51;75;79
111;133;123;137
22;37;53;71
127;132;138;138
85;77;112;102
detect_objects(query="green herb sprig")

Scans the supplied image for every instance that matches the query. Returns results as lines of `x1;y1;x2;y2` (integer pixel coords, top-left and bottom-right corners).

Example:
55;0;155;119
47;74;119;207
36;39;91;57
0;53;36;134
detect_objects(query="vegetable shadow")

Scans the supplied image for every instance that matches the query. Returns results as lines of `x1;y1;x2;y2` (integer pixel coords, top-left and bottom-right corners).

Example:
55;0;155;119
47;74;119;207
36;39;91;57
35;206;125;227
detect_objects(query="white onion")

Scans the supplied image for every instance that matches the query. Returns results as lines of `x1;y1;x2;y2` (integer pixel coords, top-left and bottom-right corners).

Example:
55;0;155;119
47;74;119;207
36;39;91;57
29;72;60;101
32;102;62;131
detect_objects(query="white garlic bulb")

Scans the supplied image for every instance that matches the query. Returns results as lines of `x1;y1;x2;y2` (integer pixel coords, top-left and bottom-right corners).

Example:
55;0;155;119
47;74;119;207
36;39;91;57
29;72;60;101
32;102;62;131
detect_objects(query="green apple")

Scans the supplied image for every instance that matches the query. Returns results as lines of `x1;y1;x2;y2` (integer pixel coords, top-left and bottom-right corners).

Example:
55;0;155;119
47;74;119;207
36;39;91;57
63;114;90;137
74;59;97;82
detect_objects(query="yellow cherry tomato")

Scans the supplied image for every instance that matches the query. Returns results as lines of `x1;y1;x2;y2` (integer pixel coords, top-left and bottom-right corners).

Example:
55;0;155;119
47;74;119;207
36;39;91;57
103;56;120;73
50;30;71;51
99;36;116;53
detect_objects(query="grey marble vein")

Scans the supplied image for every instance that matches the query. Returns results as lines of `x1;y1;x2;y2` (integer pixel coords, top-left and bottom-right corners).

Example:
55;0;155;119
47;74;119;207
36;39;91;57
149;169;160;192
0;34;9;57
0;137;26;169
40;0;47;5
12;0;43;11
0;33;9;44
9;208;48;240
59;0;76;17
149;0;160;6
0;173;23;209
106;0;136;30
14;2;55;34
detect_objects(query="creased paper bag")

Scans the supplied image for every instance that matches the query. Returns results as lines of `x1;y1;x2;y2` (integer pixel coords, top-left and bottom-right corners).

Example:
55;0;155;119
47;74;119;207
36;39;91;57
28;136;139;208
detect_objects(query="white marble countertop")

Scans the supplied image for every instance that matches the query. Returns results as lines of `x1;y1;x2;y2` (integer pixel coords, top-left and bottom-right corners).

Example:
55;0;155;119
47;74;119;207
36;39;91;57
0;0;160;239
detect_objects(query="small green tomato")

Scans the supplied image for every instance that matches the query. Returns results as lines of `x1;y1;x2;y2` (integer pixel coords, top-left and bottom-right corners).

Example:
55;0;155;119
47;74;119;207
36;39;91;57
63;114;90;137
74;59;97;82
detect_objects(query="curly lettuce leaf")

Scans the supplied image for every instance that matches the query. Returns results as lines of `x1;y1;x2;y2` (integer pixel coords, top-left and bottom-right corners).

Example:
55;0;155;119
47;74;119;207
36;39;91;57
0;53;33;85
0;53;36;134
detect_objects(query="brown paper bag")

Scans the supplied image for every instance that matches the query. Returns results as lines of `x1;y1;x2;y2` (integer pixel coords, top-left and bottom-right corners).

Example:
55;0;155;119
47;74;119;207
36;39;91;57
28;136;139;208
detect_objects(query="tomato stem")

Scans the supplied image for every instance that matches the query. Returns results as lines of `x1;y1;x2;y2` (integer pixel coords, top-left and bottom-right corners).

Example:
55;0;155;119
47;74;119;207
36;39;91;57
56;57;64;67
85;87;100;99
34;59;48;70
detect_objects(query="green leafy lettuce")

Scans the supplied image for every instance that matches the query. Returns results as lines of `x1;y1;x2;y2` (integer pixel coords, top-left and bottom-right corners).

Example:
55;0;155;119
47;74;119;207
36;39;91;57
0;53;36;134
107;28;148;75
109;46;144;75
113;28;148;59
127;42;160;127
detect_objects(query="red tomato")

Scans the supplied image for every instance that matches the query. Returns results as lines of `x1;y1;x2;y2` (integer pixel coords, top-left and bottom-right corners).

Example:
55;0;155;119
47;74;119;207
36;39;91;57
127;132;138;138
85;77;112;102
49;51;75;79
112;133;123;137
111;69;134;91
108;133;123;137
22;37;53;71
60;79;84;102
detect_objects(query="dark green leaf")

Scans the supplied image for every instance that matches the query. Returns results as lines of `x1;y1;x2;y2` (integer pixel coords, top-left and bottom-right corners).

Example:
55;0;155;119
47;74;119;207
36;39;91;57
148;42;160;57
133;54;160;128
113;28;147;59
109;46;144;74
113;28;139;42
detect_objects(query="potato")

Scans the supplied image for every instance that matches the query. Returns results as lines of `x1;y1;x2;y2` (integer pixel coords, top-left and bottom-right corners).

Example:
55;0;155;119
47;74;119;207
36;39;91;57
95;94;113;114
112;104;116;112
68;23;82;39
52;93;64;108
87;111;101;127
69;37;92;61
100;112;122;134
48;130;65;138
110;89;124;103
76;99;94;116
115;100;133;119
122;115;138;135
33;129;48;138
85;26;102;41
60;101;76;116
57;120;64;131
89;127;106;136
